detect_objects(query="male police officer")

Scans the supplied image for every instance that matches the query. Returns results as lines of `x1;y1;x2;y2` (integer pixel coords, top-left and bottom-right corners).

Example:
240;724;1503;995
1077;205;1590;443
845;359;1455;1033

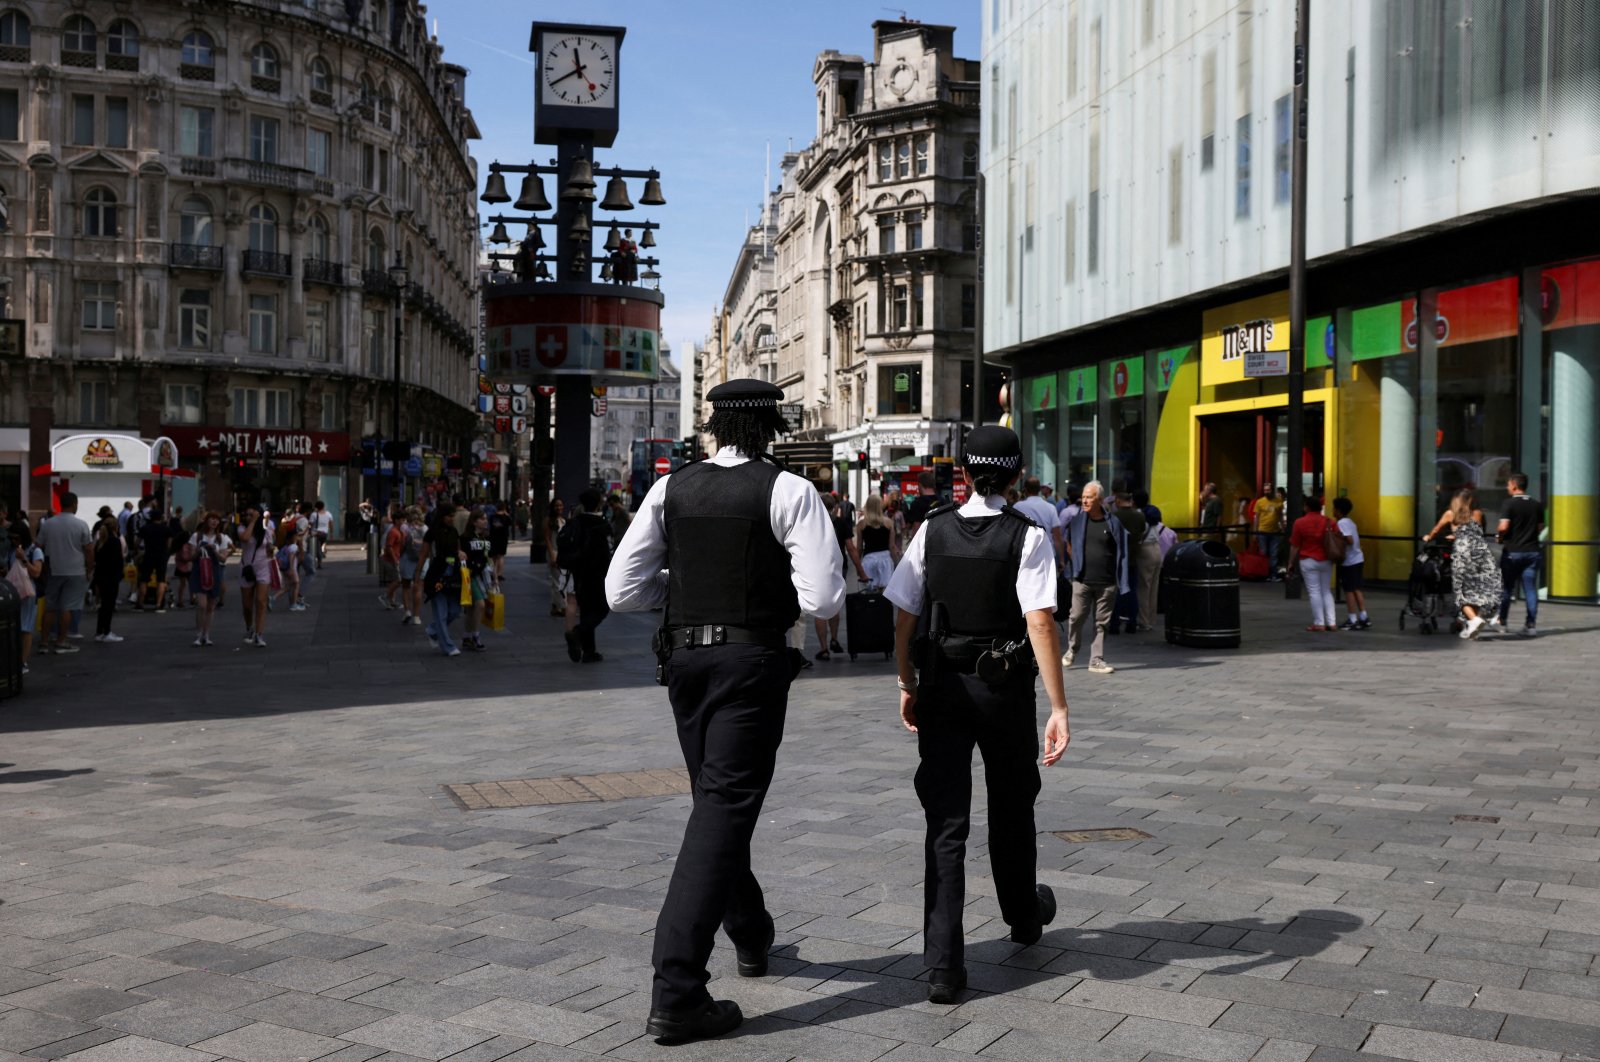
884;425;1071;1004
607;379;844;1044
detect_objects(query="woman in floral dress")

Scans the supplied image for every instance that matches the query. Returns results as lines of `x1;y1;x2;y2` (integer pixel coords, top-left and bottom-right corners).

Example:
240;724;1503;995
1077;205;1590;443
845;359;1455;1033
1424;488;1498;640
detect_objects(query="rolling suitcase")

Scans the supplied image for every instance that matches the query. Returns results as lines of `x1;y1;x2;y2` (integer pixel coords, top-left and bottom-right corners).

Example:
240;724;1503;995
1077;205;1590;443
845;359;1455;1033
845;588;894;660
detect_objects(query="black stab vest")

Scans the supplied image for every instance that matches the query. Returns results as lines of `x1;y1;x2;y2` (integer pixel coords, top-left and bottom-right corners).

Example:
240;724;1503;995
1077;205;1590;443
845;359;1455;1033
663;459;801;633
922;505;1031;641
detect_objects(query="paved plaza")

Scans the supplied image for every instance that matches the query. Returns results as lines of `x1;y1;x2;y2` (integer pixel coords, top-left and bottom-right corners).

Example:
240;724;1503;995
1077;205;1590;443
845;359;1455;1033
3;546;1600;1062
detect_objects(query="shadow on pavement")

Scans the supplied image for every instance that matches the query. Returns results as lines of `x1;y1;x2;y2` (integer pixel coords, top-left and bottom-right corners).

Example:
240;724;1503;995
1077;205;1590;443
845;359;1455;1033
751;907;1362;1033
0;767;95;784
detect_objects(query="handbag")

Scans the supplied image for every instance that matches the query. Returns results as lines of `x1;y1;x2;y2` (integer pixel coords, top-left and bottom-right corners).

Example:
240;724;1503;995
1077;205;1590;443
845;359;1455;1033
459;571;474;607
1322;517;1347;564
5;553;34;598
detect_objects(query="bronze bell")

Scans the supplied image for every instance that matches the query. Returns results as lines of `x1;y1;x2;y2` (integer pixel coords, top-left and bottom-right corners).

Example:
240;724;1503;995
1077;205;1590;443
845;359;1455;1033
640;228;656;248
639;174;666;206
568;213;590;238
600;261;614;281
599;174;634;211
514;174;551;212
481;170;510;204
487;221;509;245
529;225;544;250
534;260;549;280
603;226;621;252
562;157;597;201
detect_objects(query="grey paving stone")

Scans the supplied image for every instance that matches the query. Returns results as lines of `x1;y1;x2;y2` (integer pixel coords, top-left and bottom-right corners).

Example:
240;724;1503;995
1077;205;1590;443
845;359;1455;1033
97;1001;253;1047
1346;995;1507;1039
1360;1023;1562;1062
340;1016;495;1061
447;999;616;1049
0;982;149;1022
264;937;381;964
344;982;494;1021
972;1027;1146;1061
1495;1013;1600;1057
143;947;279;978
187;1025;347;1062
1099;1015;1265;1061
230;992;393;1037
46;1035;219;1062
0;1012;96;1054
1210;1001;1371;1050
20;1029;125;1060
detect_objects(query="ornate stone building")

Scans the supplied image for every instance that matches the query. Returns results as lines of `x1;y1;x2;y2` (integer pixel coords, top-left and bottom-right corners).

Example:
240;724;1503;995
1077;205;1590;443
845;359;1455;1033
765;19;981;493
0;0;480;519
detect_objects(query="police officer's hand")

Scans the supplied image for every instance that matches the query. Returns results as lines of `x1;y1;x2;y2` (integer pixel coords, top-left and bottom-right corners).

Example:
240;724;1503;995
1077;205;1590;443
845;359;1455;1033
899;687;918;733
1042;708;1070;767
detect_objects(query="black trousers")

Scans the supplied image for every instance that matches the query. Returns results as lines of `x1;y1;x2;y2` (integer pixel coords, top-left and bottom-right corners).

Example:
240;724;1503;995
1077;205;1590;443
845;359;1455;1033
914;668;1042;972
94;574;120;636
573;576;609;655
652;643;791;1013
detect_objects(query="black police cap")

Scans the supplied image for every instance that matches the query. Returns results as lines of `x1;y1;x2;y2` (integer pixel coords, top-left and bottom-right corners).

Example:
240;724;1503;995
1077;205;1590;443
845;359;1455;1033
706;378;784;412
961;425;1022;471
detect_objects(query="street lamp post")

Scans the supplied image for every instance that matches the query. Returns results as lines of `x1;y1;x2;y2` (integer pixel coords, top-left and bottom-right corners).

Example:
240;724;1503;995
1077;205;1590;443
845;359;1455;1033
389;255;409;510
1284;0;1310;599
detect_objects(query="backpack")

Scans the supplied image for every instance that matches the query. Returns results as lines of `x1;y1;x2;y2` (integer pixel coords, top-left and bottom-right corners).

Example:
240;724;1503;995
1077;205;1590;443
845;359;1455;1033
555;518;584;572
1322;517;1348;564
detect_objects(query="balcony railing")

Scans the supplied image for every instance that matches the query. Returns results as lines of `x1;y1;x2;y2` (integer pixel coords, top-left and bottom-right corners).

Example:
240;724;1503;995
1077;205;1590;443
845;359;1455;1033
250;75;281;94
362;268;394;295
302;258;344;287
106;53;137;72
169;243;223;270
309;89;334;107
179;62;215;82
227;157;304;190
61;49;94;68
179;157;216;177
242;249;291;276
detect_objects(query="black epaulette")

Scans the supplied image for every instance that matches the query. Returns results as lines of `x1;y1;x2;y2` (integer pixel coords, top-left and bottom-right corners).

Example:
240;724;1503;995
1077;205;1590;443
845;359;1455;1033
756;451;791;473
924;502;960;521
998;503;1042;527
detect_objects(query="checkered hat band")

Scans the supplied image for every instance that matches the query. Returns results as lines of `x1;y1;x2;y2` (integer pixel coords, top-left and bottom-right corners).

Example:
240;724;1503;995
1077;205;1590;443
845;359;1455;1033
712;397;779;409
964;454;1020;468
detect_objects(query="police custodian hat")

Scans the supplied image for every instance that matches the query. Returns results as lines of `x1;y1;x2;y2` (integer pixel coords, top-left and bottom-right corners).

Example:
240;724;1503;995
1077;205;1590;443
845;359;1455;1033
707;378;788;430
961;425;1023;472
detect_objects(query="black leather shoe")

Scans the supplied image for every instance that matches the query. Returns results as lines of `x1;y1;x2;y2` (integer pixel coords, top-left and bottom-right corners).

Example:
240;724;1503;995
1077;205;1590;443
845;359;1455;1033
646;999;743;1044
1009;883;1058;945
563;630;581;662
735;914;776;977
927;967;966;1005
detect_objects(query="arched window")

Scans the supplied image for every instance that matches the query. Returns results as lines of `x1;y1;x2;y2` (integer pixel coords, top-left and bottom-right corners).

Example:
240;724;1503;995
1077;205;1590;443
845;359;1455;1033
367;227;386;273
376;83;393;129
249;42;279;80
308;56;332;96
179;195;213;245
0;10;31;49
368;0;388;35
181;30;213;67
106;19;138;58
83;187;118;237
247;203;277;252
62;15;95;55
308;213;331;260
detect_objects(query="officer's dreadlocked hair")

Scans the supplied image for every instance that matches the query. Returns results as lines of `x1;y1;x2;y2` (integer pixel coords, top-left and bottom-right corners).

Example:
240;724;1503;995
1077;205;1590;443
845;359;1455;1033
706;409;776;458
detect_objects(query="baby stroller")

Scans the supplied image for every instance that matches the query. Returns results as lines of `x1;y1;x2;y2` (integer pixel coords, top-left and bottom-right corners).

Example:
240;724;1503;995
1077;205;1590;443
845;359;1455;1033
1400;542;1453;634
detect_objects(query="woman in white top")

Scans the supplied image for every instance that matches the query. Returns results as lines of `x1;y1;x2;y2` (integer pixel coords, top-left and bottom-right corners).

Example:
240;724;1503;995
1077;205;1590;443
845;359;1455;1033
189;511;233;646
236;508;273;647
1330;497;1368;630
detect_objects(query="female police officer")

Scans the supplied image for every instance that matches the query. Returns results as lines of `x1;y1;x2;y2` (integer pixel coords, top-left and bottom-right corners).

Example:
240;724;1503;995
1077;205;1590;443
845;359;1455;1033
884;425;1071;1004
607;379;844;1044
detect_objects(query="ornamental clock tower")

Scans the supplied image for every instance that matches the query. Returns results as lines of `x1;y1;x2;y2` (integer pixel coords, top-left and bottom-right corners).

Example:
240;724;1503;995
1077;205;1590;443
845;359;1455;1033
531;23;625;146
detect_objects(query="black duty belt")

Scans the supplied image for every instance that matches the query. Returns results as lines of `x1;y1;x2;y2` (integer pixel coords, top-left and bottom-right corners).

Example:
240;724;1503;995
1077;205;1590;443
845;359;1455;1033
662;624;788;651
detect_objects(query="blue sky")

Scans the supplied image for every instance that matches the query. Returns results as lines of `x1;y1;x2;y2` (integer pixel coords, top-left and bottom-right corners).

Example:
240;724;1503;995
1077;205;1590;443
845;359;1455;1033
441;1;978;366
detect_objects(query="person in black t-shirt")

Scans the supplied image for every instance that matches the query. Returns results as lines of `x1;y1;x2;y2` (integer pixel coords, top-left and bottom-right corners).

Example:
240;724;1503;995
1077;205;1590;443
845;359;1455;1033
487;504;512;587
420;501;465;656
1496;471;1544;635
905;471;938;539
136;509;174;612
461;507;492;652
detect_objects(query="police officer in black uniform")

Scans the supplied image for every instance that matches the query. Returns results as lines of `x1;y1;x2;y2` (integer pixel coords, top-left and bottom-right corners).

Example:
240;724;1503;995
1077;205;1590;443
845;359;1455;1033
606;379;844;1044
884;425;1071;1004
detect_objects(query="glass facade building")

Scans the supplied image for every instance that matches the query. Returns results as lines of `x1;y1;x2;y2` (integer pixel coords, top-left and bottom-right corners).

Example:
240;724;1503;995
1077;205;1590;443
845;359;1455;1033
984;0;1600;599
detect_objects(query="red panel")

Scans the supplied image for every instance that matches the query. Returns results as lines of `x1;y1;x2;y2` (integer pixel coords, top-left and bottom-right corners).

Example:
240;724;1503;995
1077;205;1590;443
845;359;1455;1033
1401;276;1519;349
1540;258;1600;330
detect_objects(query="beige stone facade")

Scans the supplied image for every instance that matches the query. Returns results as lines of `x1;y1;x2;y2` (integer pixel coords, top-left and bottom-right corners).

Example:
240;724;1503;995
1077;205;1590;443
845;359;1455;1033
0;0;480;516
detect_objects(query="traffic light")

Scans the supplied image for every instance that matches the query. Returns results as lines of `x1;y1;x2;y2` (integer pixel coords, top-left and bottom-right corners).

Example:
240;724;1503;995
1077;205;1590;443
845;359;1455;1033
854;450;869;472
260;438;277;476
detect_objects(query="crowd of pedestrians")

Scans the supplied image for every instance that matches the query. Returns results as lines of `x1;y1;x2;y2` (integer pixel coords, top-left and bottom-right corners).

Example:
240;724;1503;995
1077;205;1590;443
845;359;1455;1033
375;494;516;657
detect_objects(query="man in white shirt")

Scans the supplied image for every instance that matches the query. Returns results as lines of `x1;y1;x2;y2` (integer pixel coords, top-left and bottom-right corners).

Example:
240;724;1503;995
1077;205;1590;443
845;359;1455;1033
1013;475;1063;567
607;379;844;1046
37;492;95;655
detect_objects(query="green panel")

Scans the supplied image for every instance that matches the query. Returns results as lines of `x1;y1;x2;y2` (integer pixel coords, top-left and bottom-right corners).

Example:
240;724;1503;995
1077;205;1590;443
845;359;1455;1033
1155;346;1191;391
1351;300;1405;361
1064;365;1098;405
1105;355;1143;398
1307;315;1333;369
1023;374;1057;411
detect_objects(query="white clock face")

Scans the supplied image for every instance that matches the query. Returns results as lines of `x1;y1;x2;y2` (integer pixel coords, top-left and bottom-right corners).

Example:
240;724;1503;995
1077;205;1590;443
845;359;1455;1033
540;34;616;108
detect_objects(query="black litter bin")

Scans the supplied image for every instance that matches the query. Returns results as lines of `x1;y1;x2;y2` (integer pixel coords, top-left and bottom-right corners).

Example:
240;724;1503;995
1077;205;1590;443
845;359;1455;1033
1161;539;1241;648
0;579;22;699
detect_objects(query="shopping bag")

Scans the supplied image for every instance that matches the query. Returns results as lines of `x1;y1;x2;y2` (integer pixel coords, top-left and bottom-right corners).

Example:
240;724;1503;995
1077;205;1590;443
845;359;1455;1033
483;591;506;631
459;573;474;607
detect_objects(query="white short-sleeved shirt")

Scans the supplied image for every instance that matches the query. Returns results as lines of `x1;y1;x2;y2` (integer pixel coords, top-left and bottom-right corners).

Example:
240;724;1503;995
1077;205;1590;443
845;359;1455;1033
884;495;1058;617
606;447;847;620
1336;517;1365;567
1013;495;1060;533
